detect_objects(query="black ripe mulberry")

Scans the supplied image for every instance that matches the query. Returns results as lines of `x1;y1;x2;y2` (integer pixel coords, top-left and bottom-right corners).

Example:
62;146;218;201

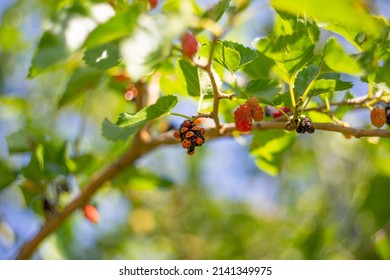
385;104;390;126
173;120;206;155
296;117;315;134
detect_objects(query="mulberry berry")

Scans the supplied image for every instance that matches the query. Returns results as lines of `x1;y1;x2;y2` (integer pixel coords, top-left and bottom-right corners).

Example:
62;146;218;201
180;32;198;58
296;116;315;134
386;105;390;126
370;106;386;128
83;204;99;224
234;104;252;132
246;97;264;122
149;0;158;8
173;120;206;155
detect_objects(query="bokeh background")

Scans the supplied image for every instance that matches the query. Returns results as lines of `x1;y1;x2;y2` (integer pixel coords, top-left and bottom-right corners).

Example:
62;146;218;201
1;0;390;260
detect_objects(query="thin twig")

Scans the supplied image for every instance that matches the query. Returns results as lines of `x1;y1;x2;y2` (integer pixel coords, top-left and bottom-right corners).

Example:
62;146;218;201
203;35;222;134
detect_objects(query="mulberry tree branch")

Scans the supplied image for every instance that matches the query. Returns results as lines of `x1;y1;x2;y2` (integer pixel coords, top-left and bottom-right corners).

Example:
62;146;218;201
14;119;390;259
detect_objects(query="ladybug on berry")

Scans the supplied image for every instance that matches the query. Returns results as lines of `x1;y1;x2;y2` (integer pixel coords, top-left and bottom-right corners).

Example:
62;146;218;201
173;119;206;155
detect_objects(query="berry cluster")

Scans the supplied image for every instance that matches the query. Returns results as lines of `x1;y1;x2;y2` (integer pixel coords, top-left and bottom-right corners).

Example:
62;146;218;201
234;98;264;132
296;116;315;134
370;106;387;128
173;120;206;155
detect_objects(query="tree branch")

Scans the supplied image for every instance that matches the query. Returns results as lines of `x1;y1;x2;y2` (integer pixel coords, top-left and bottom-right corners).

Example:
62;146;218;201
14;119;390;259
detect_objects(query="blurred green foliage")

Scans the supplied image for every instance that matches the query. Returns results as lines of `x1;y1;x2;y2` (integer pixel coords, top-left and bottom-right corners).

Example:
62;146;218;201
0;0;390;260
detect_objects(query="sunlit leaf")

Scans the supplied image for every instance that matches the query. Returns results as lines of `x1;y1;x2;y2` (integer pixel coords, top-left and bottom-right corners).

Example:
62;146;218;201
102;95;178;140
272;0;380;38
179;59;200;96
309;79;353;97
83;5;141;48
375;60;390;92
254;15;317;79
201;41;258;73
323;37;362;75
294;65;320;96
201;0;231;22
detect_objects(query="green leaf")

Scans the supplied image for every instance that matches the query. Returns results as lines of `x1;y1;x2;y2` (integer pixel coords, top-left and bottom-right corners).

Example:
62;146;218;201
201;0;231;22
83;5;141;48
101;119;139;141
272;0;380;38
309;79;353;97
323;38;362;75
21;146;45;183
294;65;320;96
6;130;39;154
84;42;120;70
146;95;178;119
102;95;178;140
254;21;316;80
113;167;174;190
375;60;390;92
245;79;282;105
250;131;295;176
242;52;275;79
179;59;200;96
223;41;258;67
0;161;17;191
201;41;258;73
58;67;104;107
28;31;69;78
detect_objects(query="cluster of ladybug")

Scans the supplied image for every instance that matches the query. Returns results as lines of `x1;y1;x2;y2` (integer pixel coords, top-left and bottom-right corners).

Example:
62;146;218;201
370;105;390;128
296;116;315;134
174;120;206;155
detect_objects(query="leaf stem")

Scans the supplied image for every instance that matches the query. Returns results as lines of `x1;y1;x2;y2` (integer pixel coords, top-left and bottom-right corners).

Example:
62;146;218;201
301;68;321;102
169;112;194;120
289;78;297;109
